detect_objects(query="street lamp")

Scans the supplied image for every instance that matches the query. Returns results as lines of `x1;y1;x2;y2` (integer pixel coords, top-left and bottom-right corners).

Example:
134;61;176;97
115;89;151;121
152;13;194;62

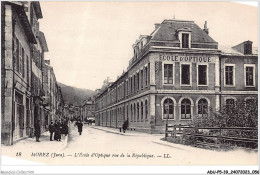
165;104;169;138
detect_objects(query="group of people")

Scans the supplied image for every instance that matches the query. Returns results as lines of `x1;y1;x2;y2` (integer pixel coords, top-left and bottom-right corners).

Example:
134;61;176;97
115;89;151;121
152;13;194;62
48;120;69;141
34;117;129;142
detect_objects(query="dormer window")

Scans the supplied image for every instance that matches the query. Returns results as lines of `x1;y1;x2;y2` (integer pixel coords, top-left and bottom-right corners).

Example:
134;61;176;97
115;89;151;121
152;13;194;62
244;42;252;55
182;33;189;48
177;27;192;49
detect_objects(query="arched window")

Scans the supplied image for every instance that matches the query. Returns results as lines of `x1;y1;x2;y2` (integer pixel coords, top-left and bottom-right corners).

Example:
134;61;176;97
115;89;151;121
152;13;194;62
137;102;139;120
163;98;174;119
145;100;148;119
198;99;208;115
181;99;191;119
141;102;144;119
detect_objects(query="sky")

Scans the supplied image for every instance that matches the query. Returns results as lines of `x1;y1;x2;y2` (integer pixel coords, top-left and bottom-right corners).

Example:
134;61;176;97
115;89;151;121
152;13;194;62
39;1;258;91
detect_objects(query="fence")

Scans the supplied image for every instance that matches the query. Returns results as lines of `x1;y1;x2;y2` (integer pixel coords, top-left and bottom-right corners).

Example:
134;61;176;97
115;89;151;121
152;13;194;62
165;125;258;150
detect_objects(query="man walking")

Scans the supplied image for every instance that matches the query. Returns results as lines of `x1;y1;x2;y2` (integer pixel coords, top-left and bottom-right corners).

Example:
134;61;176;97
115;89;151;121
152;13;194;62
76;120;83;135
122;118;129;133
35;119;41;142
49;121;55;141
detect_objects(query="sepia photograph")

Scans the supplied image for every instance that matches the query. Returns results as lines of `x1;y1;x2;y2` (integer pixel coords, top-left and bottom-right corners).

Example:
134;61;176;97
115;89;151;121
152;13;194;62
0;0;259;174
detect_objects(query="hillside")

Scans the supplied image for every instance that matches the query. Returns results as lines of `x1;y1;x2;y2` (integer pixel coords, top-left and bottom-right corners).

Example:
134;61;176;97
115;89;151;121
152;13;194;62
58;82;96;106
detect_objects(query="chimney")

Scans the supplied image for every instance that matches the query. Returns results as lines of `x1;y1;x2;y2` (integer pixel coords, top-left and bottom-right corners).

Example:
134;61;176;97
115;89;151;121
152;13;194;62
154;23;160;30
45;60;50;65
203;21;209;35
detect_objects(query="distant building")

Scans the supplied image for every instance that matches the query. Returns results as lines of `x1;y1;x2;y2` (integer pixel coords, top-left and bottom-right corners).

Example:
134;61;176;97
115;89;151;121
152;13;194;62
81;99;95;122
43;60;65;123
94;19;257;133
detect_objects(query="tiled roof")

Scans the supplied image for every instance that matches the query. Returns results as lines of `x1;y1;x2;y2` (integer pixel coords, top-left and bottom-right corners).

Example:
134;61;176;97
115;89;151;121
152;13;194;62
151;20;217;43
219;45;258;56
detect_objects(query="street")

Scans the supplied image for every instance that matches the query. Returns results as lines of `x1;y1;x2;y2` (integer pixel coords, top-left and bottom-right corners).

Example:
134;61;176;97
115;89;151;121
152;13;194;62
62;124;258;165
2;124;258;165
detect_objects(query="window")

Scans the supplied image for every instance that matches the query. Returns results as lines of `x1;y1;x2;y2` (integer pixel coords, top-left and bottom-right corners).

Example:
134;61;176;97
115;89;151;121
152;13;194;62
182;33;189;48
198;65;207;85
13;37;19;72
163;98;174;119
134;75;136;92
244;42;252;55
141;70;143;89
145;67;148;86
181;99;191;119
18;45;23;75
164;64;173;84
131;104;133;121
137;102;139;120
245;66;254;86
15;92;24;130
126;80;128;96
141;102;143;119
181;64;190;85
130;77;132;94
133;104;136;121
145;100;148;119
198;99;208;115
137;72;139;90
225;65;234;86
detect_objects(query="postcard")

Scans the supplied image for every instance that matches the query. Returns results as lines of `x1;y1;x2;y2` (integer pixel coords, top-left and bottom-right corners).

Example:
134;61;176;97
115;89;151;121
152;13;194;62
1;1;258;174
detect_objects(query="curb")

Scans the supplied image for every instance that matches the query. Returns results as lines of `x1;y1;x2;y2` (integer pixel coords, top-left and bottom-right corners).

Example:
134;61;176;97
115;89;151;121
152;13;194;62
90;126;128;136
90;126;141;136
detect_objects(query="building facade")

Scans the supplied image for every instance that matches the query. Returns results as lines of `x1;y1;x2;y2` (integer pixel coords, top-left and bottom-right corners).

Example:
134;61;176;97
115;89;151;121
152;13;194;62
1;1;65;145
94;19;258;133
81;99;95;122
42;60;65;123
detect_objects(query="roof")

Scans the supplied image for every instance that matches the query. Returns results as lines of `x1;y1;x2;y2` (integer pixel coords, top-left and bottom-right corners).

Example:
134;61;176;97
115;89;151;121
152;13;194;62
14;3;37;44
32;2;43;19
151;19;217;43
38;31;49;52
219;45;258;56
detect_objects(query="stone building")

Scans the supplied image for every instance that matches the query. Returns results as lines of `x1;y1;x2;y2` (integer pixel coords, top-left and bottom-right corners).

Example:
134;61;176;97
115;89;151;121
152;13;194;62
94;19;258;133
42;60;64;123
81;99;95;122
1;1;64;145
219;41;258;105
2;1;44;145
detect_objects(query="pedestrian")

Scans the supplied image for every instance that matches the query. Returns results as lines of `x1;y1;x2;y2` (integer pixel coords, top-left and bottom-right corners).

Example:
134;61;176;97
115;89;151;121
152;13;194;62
76;120;83;135
35;119;41;142
61;121;69;136
54;120;62;141
49;121;55;141
122;118;129;133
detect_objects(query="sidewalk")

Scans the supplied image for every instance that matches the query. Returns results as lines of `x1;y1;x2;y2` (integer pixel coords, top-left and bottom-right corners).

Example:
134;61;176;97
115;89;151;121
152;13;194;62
90;125;163;137
1;131;68;158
